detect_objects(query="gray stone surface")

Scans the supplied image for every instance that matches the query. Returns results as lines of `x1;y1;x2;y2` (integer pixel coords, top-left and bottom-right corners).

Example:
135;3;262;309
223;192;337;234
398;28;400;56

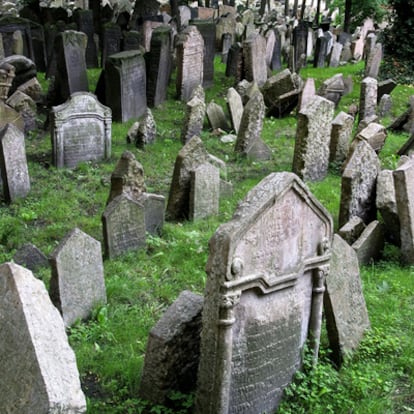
196;172;333;414
325;234;370;365
317;73;345;108
102;193;146;259
339;139;380;227
51;92;112;168
50;228;106;327
226;87;243;134
352;220;384;265
0;100;24;131
330;111;354;165
206;101;230;131
0;122;30;203
190;162;220;220
139;290;204;406
13;243;48;272
135;108;156;148
338;216;366;246
365;42;382;79
378;94;392;117
181;96;206;144
0;262;87;413
328;41;343;67
139;192;165;236
293;95;334;181
355;122;387;153
242;33;267;87
6;89;36;133
359;76;378;124
298;77;315;111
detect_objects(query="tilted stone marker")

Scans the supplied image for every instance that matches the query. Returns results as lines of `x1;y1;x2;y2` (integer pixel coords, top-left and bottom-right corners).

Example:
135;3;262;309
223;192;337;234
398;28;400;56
49;228;106;327
355;122;387;153
243;33;267;87
293;95;334;181
13;242;48;273
0;123;30;203
196;172;333;414
51;92;112;168
358;76;378;124
226;87;243;134
352;220;384;265
135;108;156;148
0;262;87;413
206;101;230;131
330;111;354;165
324;234;370;366
139;290;204;406
338;215;367;246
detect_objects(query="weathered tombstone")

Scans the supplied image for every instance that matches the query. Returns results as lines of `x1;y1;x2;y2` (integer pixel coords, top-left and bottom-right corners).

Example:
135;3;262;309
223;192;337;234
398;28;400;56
122;30;142;51
0;123;30;203
268;28;282;71
221;32;232;64
181;96;206;144
352;220;384;265
73;9;98;68
226;87;243;134
2;54;37;96
139;192;165;236
13;243;48;272
293;95;334;181
146;25;172;107
196;172;333;414
365;42;382;79
176;25;204;102
355;122;387;153
0;262;87;413
206;101;230;131
50;92;112;169
324;234;370;366
313;29;327;68
0;100;24;132
358;76;378;124
166;136;210;221
215;13;236;49
141;20;164;52
225;42;243;82
49;228;106;327
6;89;36;133
393;159;414;264
298;77;315;111
135;108;156;148
53;30;89;105
338;216;367;246
292;21;308;71
338;139;380;227
101;22;122;67
0;63;15;101
317;73;345;108
0;16;34;60
378;93;392;117
234;91;271;161
243;33;267;87
190;162;220;220
330;111;354;165
377;79;396;103
139;290;204;407
328;41;343;67
105;50;147;122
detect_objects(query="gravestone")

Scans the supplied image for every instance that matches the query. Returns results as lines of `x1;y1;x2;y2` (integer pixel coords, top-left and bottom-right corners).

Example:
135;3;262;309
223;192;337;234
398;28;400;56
206;101;230;131
338;216;367;246
13;243;48;272
166;136;210;221
6;89;36;133
181;95;206;144
325;234;370;366
355;122;387;153
49;228;106;328
243;33;267;87
141;20;164;52
358;76;377;124
365;42;382;79
0;100;24;132
330;111;354;165
50;92;112;168
338;139;380;227
105;50;147;122
298;77;315;111
225;42;243;82
146;25;172;107
2;54;37;96
53;30;89;105
313;29;327;68
0;16;34;60
196;172;333;414
135;108;156;148
328;42;343;67
0;123;30;203
393;159;414;265
234;91;271;161
122;30;141;51
216;13;236;49
267;28;282;71
226;87;243;134
139;290;204;407
377;79;396;103
190;162;220;220
0;262;87;413
317;73;345;108
292;21;308;71
352;220;384;265
293;95;334;181
102;193;146;259
101;23;121;67
176;25;204;102
378;94;392;117
221;32;232;64
73;9;98;68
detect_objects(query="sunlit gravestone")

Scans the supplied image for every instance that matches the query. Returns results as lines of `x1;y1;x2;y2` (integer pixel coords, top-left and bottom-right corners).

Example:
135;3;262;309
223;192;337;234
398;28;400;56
195;172;333;414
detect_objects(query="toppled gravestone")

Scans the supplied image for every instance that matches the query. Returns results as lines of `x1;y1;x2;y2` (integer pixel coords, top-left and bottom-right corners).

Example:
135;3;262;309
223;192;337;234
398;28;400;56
0;262;87;413
196;172;333;414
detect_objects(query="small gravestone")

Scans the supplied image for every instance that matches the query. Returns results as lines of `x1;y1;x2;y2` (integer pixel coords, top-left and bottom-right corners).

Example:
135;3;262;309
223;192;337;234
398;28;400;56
13;243;48;272
105;50;147;122
293;95;334;181
330;111;354;165
139;192;165;236
328;41;343;67
176;25;204;102
122;30;141;51
339;139;380;227
196;172;333;414
243;33;267;87
365;42;382;79
355;122;387;153
378;93;392;117
50;228;106;327
317;73;345;108
6;89;36;133
190;162;220;220
0;262;87;413
139;290;203;407
166;136;210;221
102;194;146;259
352;220;384;265
181;96;206;144
226;87;243;134
313;29;328;68
206;101;230;131
358;76;377;124
338;216;367;245
135;108;156;148
0;123;30;203
73;9;98;68
393;159;414;265
51;92;112;168
325;234;370;366
377;79;397;103
298;77;315;110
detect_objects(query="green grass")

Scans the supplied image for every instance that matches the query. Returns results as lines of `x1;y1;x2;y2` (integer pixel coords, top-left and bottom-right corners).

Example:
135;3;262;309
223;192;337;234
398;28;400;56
2;57;414;413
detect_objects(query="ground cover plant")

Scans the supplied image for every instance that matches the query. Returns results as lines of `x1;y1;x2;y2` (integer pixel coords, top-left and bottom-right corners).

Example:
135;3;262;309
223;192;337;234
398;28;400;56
1;57;413;413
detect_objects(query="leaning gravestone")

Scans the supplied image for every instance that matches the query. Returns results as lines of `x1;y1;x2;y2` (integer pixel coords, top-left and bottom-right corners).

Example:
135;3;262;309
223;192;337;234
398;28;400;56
243;33;267;87
50;92;112;168
105;50;147;122
293;95;334;181
49;228;106;327
196;172;333;414
330;111;354;165
226;87;243;134
0;262;87;413
358;76;378;124
102;193;146;259
0;123;30;203
181;95;206;144
13;242;48;273
325;234;370;366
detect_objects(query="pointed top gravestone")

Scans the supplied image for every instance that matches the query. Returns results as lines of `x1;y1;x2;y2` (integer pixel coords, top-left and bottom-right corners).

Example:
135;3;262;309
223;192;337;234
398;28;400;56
226;87;243;134
49;228;106;327
196;172;333;414
0;262;87;413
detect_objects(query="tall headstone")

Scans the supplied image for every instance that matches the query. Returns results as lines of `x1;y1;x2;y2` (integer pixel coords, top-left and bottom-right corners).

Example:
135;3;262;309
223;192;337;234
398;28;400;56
73;9;98;68
101;22;121;67
292;21;308;71
358;76;377;124
226;87;243;134
293;95;334;181
242;33;267;87
176;25;204;102
50;92;112;168
225;42;243;82
49;228;106;327
105;50;147;122
0;123;30;203
313;29;327;68
365;42;382;79
0;262;87;413
338;139;380;227
330;111;354;165
328;41;343;67
196;172;333;414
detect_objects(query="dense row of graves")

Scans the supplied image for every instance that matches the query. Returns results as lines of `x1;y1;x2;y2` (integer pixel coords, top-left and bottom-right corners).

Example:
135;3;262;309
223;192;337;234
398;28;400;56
0;0;413;412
